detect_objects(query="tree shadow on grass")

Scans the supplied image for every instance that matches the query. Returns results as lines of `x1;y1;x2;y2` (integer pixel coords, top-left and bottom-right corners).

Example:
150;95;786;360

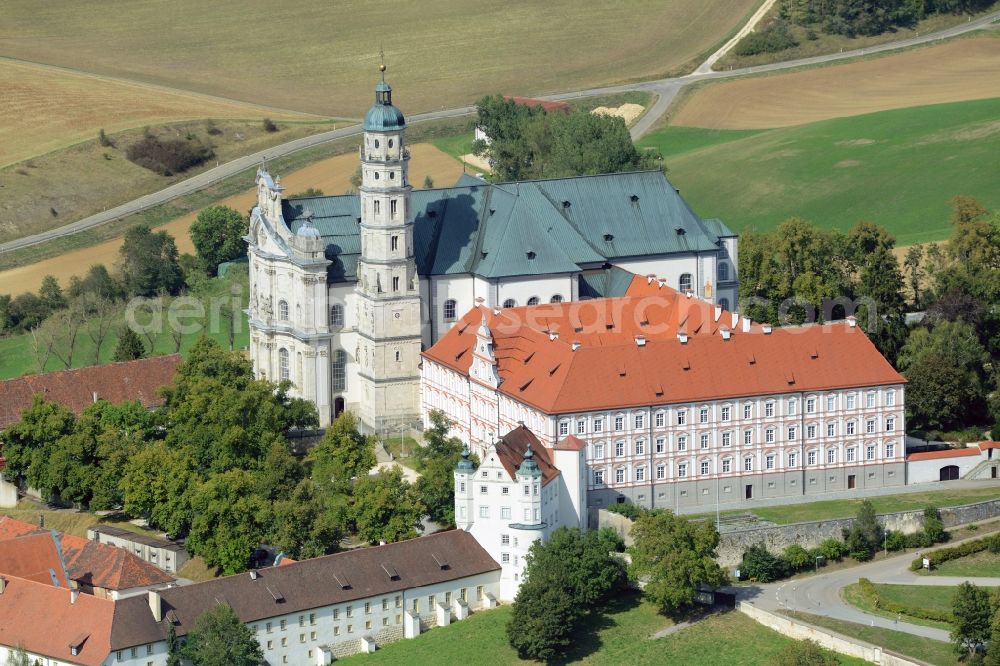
549;591;644;665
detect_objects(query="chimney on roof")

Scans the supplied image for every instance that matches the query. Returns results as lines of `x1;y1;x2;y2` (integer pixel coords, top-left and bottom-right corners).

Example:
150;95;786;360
658;278;667;288
571;341;581;351
742;317;751;333
0;576;6;594
847;316;857;328
762;324;772;335
92;391;98;403
714;304;722;322
635;335;646;347
731;312;739;328
493;308;501;315
249;570;258;580
720;327;731;341
677;331;688;345
549;331;558;341
70;588;79;604
685;291;692;299
149;590;163;622
646;274;655;284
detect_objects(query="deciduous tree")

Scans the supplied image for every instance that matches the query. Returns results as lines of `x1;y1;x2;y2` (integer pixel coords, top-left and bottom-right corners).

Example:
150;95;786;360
629;510;727;618
843;500;883;561
350;468;424;544
308;411;376;493
119;225;183;297
182;604;263;666
189;205;248;276
952;581;992;657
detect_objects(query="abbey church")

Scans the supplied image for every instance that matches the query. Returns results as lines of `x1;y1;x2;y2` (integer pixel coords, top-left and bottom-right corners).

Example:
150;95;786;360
247;68;739;430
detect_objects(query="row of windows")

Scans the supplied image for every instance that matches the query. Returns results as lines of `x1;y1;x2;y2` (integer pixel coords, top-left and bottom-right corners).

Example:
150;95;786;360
558;391;899;435
444;295;565;322
276;347;347;391
591;443;897;484
275;301;347;330
586;418;899;456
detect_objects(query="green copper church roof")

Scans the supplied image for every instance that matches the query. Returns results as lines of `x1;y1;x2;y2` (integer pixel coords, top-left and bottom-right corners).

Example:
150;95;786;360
364;77;406;132
282;169;729;284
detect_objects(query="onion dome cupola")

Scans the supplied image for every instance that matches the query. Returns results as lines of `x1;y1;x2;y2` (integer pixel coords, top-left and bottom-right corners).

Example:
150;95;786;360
456;443;477;473
364;65;406;132
517;441;542;478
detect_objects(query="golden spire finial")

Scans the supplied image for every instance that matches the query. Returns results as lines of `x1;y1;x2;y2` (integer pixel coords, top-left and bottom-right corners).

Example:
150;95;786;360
378;45;386;76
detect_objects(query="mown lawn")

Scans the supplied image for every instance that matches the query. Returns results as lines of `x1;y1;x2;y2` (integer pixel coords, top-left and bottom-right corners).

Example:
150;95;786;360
706;486;1000;525
784;611;958;666
643;97;1000;244
842;582;954;631
338;593;866;665
921;549;1000;578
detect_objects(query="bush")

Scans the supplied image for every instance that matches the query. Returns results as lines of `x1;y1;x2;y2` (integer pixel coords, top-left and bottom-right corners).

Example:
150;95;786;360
818;538;847;561
733;19;798;56
906;531;933;549
98;128;114;147
263;118;278;132
923;506;948;544
125;135;215;176
885;530;907;552
605;502;646;520
741;544;788;583
773;639;838;666
783;544;811;571
909;534;1000;571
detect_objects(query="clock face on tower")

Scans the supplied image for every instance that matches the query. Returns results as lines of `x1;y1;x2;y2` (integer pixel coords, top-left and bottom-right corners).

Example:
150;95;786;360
393;312;401;319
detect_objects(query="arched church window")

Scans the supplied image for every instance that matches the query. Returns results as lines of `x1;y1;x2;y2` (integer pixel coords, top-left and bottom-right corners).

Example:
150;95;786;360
679;273;692;293
719;298;730;311
502;299;516;309
374;139;380;148
390;172;395;180
278;300;289;321
718;262;729;282
443;299;457;322
550;294;563;304
527;296;540;306
375;172;380;180
332;350;346;391
330;304;344;329
279;348;290;381
388;139;394;148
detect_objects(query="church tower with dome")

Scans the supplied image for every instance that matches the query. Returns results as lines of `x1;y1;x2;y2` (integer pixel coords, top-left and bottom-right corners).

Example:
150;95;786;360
353;65;423;427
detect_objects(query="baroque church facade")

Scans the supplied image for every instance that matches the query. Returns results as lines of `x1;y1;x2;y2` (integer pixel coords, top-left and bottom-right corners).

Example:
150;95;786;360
247;69;740;430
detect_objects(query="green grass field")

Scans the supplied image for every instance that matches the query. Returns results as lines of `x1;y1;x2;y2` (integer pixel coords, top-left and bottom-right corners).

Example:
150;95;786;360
785;611;958;665
920;549;1000;577
0;0;757;118
2;505;162;540
337;595;865;666
843;582;954;631
695;486;1000;525
645;97;1000;244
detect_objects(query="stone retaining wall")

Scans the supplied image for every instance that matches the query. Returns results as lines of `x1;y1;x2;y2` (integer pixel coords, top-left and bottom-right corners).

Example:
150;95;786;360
596;499;1000;567
739;602;922;666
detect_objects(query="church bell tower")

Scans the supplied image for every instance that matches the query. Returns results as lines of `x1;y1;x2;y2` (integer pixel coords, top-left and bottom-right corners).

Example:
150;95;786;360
355;65;423;431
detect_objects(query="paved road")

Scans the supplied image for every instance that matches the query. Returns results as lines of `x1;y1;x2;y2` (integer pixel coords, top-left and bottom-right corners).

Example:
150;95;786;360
742;530;1000;644
3;9;998;256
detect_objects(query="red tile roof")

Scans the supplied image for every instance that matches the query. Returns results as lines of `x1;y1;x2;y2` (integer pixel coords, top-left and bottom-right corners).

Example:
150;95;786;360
504;96;571;113
553;435;587;451
0;517;173;591
490;426;560;485
906;448;983;462
978;441;1000;450
0;355;182;430
423;280;904;414
0;574;115;666
0;532;71;587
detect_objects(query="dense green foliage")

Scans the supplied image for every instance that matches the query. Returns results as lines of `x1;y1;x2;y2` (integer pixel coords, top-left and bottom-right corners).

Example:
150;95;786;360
741;544;789;582
472;95;661;181
951;582;993;656
182;604;263;666
842;500;883;561
773;639;839;666
629;511;727;618
189;205;248;276
119;224;184;297
350;468;425;544
412;410;469;527
776;0;993;38
112;325;146;361
734;19;798;55
506;527;627;660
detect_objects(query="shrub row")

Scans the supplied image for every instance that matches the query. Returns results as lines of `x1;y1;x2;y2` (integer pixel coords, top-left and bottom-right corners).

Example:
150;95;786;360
857;578;954;624
909;534;1000;571
604;502;647;521
733;19;798;56
126;135;215;176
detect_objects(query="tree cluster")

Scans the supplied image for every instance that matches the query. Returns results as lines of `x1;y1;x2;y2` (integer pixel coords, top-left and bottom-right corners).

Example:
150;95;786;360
506;527;627;660
472;95;663;182
628;510;727;618
740;199;1000;435
411;410;474;528
188;205;248;276
777;0;993;39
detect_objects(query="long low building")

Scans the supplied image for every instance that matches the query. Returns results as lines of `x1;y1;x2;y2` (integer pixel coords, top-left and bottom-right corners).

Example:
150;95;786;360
0;530;500;666
424;274;908;512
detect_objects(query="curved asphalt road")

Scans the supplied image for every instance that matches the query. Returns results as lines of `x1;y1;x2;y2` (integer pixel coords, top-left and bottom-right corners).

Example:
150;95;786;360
2;9;998;256
742;531;1000;644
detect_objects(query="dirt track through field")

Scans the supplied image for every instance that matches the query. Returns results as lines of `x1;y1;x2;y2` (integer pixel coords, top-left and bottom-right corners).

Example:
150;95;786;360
672;37;1000;129
0;144;462;295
